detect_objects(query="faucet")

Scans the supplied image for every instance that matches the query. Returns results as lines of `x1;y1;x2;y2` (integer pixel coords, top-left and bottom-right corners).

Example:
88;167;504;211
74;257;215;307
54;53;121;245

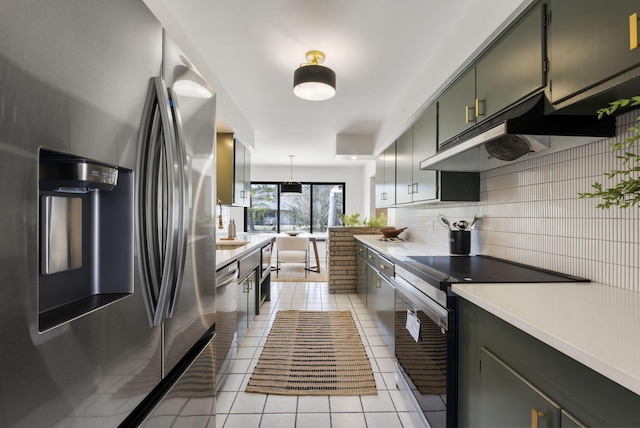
216;198;224;229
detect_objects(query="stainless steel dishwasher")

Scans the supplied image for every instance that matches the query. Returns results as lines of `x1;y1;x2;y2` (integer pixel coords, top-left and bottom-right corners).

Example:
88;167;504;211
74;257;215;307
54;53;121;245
215;261;238;391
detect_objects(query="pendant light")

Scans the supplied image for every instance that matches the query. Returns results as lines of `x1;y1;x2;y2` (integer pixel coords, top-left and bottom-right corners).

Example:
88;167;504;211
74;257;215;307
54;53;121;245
281;155;302;194
293;50;336;101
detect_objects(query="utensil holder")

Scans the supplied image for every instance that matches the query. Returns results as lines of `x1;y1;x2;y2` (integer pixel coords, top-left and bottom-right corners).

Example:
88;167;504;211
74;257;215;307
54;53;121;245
449;230;470;255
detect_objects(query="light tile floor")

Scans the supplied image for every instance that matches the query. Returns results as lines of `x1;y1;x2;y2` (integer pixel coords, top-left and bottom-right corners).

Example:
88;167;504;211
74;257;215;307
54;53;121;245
216;281;417;428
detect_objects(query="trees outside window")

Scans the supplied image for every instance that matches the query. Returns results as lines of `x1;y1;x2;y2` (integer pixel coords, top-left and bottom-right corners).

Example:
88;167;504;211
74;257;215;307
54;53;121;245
246;182;344;234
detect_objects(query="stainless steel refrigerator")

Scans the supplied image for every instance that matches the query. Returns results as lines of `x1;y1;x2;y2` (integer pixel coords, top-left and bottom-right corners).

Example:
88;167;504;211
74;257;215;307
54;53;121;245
0;0;217;426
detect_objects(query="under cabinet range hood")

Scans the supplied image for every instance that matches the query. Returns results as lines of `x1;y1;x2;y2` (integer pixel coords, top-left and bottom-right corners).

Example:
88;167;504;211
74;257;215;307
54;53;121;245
420;94;616;172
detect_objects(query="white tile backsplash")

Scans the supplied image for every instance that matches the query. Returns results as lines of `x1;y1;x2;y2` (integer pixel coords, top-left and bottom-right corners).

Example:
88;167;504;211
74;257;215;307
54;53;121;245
392;109;640;291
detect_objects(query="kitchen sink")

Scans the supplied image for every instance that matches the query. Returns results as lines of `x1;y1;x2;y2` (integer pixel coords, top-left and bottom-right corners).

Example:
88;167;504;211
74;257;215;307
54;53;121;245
215;240;250;250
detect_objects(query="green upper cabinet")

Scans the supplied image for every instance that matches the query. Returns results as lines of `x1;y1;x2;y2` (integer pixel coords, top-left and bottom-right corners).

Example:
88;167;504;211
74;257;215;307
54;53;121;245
375;151;385;208
395;105;438;204
438;68;477;146
386;102;479;205
548;0;640;108
438;2;546;147
395;127;413;205
476;1;546;120
375;142;396;207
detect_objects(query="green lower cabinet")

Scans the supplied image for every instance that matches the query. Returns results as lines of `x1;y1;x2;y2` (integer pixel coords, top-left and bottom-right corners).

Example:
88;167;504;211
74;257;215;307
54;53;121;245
356;244;367;304
459;300;640;427
480;347;562;427
366;262;378;315
374;270;395;351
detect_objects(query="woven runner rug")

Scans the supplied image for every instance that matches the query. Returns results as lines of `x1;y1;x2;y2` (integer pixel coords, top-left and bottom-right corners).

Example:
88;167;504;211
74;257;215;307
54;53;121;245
245;310;377;396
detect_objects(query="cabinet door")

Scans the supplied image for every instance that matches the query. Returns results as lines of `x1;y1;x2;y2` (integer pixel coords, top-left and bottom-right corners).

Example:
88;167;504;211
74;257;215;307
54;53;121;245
476;2;545;119
549;0;640;105
233;142;249;206
366;259;378;312
395;129;413;205
480;347;560;427
383;143;396;206
356;255;366;303
438;68;476;146
248;270;257;325
375;272;395;351
216;132;234;205
411;105;438;202
375;152;385;208
243;147;251;204
237;274;250;343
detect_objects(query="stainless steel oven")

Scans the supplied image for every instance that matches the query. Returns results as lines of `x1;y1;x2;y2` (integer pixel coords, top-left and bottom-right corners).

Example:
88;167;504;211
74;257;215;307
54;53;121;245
392;267;453;428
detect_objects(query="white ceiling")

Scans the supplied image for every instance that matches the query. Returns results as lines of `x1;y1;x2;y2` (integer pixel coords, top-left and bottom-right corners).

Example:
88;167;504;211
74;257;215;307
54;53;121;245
143;0;531;167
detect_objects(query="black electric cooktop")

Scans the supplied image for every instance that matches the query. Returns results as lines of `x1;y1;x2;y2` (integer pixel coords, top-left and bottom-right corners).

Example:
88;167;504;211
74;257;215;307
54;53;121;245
404;255;588;288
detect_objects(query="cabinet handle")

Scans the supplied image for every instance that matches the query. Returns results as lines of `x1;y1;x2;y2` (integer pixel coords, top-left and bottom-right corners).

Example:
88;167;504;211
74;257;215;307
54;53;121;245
407;184;412;195
631;13;639;50
530;408;545;428
375;278;381;288
412;182;418;194
380;264;386;270
465;105;476;124
475;98;485;118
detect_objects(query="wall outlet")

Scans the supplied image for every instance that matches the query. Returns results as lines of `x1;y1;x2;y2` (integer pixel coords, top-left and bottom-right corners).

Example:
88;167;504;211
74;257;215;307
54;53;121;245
427;220;434;233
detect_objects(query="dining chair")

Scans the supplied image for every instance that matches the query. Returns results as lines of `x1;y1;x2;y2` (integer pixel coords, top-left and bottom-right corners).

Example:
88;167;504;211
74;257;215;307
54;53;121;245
275;236;309;277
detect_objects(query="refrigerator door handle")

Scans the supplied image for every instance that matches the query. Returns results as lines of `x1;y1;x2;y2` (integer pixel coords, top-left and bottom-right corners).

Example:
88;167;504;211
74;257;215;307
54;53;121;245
165;87;190;318
136;76;180;327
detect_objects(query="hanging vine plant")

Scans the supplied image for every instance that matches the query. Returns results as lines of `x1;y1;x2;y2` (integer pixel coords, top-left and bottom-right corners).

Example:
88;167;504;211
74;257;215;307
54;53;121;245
578;96;640;209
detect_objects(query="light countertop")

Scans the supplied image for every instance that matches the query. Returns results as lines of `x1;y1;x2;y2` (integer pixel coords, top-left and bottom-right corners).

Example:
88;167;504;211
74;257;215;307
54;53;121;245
353;234;448;258
216;233;273;270
453;281;640;397
353;234;640;397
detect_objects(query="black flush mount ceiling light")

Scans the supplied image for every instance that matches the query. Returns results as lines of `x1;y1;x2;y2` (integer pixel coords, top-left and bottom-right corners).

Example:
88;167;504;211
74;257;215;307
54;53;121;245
293;50;336;101
281;155;302;194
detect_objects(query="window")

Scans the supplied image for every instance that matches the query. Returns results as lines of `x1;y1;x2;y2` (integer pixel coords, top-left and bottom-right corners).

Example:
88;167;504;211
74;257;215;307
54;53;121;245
246;182;345;234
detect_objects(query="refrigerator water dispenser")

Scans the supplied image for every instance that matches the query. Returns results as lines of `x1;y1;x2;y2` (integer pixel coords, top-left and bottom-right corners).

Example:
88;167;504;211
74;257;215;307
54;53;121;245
38;149;134;332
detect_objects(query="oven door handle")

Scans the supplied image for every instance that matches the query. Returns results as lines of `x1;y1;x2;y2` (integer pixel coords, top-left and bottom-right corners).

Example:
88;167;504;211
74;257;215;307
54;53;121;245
390;275;449;333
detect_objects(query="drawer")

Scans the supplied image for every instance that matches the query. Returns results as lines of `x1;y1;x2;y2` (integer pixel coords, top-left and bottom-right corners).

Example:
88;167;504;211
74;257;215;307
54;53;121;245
238;249;260;279
356;241;367;260
375;253;395;279
365;247;379;266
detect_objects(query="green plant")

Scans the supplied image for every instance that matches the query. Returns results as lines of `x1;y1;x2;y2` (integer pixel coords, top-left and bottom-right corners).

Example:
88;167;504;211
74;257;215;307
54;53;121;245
341;212;362;226
341;212;388;227
578;97;640;209
364;213;388;227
